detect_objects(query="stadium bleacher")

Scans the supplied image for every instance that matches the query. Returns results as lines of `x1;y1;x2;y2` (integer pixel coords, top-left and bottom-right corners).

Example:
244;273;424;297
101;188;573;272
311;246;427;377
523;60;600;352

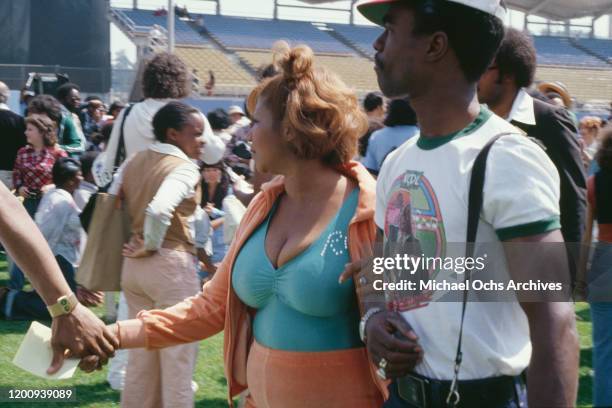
110;7;611;103
195;14;354;54
536;66;612;102
573;37;612;63
236;50;378;94
175;46;256;94
532;36;609;67
328;24;382;58
118;9;207;45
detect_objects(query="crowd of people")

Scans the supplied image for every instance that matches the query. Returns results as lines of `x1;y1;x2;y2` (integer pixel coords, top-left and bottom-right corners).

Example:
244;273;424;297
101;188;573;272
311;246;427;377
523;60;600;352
0;0;611;407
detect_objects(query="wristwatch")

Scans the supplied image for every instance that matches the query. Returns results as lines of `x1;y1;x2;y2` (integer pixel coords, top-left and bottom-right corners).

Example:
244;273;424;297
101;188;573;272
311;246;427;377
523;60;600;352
359;307;382;343
46;293;79;318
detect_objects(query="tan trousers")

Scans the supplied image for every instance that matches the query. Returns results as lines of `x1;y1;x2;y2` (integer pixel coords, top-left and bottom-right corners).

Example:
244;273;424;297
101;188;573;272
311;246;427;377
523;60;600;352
121;248;200;408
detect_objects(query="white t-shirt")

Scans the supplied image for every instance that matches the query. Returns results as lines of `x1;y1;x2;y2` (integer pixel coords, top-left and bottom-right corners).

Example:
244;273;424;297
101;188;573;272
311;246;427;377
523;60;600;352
375;106;561;380
35;188;82;266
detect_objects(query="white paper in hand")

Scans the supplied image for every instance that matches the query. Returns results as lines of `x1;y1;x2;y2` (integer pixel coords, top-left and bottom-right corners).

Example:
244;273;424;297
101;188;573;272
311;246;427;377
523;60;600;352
12;321;79;379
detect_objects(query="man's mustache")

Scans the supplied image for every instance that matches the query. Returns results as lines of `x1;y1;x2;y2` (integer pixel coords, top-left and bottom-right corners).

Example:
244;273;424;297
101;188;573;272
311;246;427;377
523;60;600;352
375;54;384;70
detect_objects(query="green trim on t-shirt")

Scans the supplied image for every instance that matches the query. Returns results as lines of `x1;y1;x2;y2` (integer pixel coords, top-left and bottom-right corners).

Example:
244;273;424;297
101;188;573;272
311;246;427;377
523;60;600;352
495;216;561;241
417;106;493;150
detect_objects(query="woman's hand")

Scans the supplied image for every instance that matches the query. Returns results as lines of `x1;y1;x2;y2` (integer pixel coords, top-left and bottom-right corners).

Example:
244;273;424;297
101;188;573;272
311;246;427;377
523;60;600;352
48;305;119;375
77;324;120;373
122;236;156;259
76;286;104;307
204;202;215;215
17;186;29;198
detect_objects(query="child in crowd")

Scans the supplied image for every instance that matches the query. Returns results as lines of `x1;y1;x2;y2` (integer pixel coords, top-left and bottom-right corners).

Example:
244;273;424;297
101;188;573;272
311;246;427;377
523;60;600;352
1;158;82;320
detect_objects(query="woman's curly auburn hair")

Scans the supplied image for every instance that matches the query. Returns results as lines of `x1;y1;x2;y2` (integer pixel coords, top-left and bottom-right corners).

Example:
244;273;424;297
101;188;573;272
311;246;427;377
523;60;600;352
595;125;612;171
25;115;58;147
142;52;190;99
247;42;368;166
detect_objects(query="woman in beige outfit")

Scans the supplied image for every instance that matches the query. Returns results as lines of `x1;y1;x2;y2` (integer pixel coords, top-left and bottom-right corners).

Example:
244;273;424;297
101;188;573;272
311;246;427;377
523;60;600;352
109;101;205;408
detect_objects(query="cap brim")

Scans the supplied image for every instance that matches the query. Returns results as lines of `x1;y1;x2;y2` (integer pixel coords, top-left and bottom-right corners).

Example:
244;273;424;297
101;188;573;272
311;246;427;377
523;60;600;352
356;0;395;26
538;82;572;108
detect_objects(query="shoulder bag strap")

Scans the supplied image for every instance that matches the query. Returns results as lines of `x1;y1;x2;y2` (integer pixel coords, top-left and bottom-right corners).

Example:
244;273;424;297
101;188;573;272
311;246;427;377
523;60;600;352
446;131;516;406
113;104;134;170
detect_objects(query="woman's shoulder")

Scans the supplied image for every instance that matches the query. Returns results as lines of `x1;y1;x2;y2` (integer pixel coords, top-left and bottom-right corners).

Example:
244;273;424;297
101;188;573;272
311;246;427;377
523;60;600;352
16;145;31;156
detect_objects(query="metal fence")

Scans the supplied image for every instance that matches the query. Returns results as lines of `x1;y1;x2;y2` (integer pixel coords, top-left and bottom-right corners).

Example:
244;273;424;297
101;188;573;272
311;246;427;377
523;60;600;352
0;64;110;93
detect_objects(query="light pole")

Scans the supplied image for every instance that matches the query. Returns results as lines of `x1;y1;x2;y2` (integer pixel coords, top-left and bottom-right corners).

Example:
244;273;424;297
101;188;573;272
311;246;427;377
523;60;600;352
168;0;175;53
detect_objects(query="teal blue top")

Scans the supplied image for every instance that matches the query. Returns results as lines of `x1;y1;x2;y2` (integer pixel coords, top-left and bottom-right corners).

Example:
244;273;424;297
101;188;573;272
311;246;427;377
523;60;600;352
232;188;362;352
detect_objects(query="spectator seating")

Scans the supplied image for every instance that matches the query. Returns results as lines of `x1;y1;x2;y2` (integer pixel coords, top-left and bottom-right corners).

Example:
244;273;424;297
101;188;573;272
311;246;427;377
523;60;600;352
573;38;612;63
195;14;354;54
236;50;378;94
536;66;612;103
328;24;382;58
118;8;207;45
533;36;608;67
175;47;256;95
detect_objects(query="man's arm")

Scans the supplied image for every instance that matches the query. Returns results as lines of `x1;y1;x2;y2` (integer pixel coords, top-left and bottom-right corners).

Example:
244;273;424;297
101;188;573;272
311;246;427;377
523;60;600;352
506;230;579;407
540;106;587;243
59;115;85;154
0;182;118;373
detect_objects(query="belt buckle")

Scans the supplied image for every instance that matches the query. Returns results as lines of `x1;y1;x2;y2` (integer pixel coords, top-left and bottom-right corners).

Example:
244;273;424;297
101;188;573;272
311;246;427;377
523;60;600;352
397;374;428;408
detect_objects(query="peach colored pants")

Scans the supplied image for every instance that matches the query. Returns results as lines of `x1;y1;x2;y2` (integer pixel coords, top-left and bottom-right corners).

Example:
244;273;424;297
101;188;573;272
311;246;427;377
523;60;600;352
121;248;200;408
245;340;383;408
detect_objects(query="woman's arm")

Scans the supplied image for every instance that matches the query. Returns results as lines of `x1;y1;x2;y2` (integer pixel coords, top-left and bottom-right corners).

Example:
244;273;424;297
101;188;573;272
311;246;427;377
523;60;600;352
143;163;200;251
113;253;232;349
12;152;22;192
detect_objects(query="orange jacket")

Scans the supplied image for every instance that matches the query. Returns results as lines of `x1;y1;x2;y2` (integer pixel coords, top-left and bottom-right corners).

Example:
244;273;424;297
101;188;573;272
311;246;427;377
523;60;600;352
117;161;388;405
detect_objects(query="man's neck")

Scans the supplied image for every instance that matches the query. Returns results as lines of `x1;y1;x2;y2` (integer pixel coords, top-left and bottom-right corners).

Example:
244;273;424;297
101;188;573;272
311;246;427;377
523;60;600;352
488;86;519;120
411;83;481;137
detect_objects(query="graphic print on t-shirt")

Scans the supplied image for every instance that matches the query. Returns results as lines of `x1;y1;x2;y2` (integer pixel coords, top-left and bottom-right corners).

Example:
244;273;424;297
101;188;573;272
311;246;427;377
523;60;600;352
383;170;446;311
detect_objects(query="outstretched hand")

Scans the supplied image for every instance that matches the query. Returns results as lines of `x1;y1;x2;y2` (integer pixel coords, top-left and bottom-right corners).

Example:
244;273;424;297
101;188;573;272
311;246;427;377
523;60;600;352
47;304;119;375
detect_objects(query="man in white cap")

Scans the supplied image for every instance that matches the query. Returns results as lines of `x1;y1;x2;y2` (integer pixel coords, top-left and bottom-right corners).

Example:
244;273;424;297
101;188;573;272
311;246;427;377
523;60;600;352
349;0;578;406
227;105;250;128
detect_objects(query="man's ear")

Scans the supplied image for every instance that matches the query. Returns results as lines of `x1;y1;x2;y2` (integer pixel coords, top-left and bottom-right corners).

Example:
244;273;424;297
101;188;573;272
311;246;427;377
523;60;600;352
424;31;449;63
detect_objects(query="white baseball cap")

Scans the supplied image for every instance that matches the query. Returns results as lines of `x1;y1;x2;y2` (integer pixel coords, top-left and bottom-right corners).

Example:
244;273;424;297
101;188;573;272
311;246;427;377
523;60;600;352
228;105;245;116
201;132;226;165
357;0;507;25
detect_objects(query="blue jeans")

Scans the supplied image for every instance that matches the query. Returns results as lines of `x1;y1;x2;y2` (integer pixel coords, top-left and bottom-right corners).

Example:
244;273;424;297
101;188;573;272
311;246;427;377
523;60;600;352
591;302;612;407
23;197;41;218
8;263;26;290
384;377;527;408
3;256;76;320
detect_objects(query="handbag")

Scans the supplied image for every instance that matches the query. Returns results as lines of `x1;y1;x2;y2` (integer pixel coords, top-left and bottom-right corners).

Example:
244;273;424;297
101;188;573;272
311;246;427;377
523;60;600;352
76;192;130;291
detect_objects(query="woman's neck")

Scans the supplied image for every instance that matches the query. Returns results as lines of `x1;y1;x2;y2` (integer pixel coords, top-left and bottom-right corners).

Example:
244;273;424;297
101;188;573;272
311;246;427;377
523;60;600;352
282;160;344;202
207;182;218;201
31;143;44;152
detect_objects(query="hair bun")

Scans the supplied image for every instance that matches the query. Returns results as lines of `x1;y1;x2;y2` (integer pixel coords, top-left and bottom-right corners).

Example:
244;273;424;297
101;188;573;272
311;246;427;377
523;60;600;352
272;41;314;85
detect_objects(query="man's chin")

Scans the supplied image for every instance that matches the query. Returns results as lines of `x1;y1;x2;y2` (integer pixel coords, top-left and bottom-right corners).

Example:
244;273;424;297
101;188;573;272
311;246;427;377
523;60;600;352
375;73;409;98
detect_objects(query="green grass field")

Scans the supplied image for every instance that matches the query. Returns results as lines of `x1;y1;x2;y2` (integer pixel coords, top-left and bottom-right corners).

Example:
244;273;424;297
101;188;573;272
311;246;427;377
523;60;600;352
0;254;595;407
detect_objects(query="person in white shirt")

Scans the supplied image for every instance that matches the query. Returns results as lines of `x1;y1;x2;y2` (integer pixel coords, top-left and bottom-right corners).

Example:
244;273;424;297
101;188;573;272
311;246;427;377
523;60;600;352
1;158;82;320
100;52;224;186
347;1;578;407
74;151;100;211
